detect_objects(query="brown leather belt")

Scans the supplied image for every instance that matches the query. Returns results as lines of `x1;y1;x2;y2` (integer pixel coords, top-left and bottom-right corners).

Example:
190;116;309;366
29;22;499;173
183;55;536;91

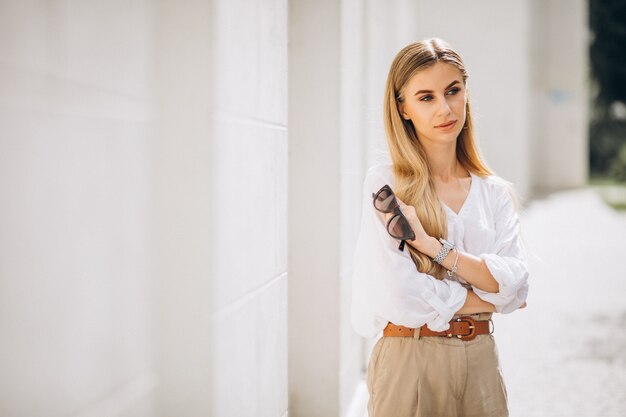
383;316;492;341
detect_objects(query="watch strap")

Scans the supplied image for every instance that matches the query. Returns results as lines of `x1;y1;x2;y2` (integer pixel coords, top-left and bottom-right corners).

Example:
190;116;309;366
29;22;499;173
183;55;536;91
433;238;455;264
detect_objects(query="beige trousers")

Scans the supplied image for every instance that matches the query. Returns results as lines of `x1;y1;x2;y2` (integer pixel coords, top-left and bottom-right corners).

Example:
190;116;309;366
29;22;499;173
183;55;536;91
366;313;508;417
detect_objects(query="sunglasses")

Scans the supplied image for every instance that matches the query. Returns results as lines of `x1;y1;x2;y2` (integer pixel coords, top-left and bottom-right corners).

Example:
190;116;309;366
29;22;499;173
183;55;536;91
372;184;416;252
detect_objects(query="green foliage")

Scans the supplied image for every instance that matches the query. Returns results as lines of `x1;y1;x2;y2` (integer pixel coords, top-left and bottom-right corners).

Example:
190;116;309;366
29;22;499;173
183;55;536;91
608;142;626;181
589;119;626;175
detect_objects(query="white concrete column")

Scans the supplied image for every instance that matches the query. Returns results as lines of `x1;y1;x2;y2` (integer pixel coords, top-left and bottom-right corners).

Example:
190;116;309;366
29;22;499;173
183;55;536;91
529;0;589;193
339;2;367;416
151;1;214;415
209;0;288;415
363;0;399;168
0;2;157;415
363;0;421;169
288;0;341;415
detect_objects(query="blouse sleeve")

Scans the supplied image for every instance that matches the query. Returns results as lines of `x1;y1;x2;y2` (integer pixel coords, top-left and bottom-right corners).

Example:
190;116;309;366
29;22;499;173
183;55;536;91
350;167;468;339
472;184;530;313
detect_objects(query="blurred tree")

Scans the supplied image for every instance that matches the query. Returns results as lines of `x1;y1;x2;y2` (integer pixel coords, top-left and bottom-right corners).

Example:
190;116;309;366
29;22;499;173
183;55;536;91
589;0;626;180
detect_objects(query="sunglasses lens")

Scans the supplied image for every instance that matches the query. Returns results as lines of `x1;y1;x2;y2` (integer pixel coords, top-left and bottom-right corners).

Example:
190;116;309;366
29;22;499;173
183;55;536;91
388;215;412;239
374;189;396;212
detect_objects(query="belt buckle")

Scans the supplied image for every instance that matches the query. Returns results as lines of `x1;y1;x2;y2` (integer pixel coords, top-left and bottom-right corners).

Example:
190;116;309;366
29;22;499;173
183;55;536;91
452;316;477;341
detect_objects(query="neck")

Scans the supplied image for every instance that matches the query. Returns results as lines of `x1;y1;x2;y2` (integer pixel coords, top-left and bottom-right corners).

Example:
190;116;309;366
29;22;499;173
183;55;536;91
421;141;467;181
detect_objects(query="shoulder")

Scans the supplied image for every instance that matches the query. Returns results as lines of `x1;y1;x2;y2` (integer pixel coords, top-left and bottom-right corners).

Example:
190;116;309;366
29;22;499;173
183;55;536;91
478;173;513;194
475;172;520;212
364;162;394;189
366;162;393;178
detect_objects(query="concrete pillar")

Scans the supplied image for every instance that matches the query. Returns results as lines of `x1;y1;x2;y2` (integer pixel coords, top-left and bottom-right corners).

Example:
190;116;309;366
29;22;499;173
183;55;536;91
364;0;399;168
339;0;367;415
288;0;341;415
529;0;589;194
0;1;157;415
364;0;421;168
209;0;288;415
151;1;215;415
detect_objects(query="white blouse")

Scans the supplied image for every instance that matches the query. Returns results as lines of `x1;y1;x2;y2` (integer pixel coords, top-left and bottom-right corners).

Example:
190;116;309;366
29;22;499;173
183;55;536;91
350;163;530;339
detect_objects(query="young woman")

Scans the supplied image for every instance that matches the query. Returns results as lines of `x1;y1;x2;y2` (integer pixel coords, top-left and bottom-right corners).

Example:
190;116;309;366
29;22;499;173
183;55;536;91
350;38;529;417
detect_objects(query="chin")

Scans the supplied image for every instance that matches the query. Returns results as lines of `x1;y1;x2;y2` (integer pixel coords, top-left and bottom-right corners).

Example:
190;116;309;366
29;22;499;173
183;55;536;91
435;129;462;138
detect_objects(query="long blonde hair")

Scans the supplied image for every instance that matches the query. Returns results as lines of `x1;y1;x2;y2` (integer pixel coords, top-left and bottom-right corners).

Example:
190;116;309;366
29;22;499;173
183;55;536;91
383;38;495;279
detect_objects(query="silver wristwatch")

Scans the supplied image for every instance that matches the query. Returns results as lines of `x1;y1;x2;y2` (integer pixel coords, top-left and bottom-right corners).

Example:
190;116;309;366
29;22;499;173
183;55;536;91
433;238;455;264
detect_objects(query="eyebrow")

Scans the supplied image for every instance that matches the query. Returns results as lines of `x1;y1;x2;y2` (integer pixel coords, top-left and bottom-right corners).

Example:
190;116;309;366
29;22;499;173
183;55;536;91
414;80;461;96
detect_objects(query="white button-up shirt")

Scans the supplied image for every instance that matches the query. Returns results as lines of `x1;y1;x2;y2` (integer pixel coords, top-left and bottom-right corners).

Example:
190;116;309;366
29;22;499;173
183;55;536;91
350;163;530;339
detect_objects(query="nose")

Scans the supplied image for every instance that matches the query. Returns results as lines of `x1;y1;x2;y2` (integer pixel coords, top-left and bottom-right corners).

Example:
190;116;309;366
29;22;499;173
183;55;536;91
437;96;452;116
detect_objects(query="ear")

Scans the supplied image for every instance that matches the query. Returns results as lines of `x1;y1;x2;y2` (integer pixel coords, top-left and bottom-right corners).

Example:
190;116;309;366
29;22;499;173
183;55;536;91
397;103;410;120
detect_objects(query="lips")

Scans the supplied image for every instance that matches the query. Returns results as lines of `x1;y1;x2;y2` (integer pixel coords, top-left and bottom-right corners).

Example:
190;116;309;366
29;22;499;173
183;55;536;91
435;120;457;128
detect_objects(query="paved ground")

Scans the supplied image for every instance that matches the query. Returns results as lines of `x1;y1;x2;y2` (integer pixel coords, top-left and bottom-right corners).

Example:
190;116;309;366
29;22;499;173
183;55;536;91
497;187;626;417
352;186;626;417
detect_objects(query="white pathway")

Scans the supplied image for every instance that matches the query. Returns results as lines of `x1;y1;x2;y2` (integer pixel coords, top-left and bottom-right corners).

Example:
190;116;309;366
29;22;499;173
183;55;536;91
499;187;626;417
352;187;626;417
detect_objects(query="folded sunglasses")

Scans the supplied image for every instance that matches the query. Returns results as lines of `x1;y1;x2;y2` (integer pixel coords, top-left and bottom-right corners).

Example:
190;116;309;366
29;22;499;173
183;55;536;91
372;184;416;251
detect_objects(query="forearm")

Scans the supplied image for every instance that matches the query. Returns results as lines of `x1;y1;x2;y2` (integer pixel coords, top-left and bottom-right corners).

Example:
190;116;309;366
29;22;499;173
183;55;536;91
456;289;496;315
413;236;500;293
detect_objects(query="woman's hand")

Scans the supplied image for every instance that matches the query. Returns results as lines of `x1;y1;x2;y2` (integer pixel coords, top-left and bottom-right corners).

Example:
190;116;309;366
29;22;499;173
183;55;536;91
384;196;431;250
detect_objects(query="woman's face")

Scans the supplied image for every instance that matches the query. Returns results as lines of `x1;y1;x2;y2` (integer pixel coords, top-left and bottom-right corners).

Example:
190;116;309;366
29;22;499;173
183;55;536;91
398;62;467;146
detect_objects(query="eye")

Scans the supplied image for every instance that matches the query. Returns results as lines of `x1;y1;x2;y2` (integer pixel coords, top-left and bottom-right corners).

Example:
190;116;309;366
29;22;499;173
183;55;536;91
419;95;433;102
446;87;461;95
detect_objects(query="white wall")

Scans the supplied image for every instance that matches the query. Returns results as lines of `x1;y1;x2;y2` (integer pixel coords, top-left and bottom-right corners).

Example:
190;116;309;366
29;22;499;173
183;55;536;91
340;2;367;415
210;0;288;416
363;0;424;168
288;1;342;415
151;0;215;415
0;1;289;415
0;1;157;415
529;0;589;193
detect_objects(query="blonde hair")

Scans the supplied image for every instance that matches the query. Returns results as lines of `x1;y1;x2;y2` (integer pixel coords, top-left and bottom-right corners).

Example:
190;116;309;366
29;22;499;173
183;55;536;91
383;38;498;279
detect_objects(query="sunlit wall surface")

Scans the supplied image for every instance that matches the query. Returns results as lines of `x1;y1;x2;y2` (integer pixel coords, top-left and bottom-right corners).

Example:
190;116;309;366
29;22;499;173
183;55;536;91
0;1;158;415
